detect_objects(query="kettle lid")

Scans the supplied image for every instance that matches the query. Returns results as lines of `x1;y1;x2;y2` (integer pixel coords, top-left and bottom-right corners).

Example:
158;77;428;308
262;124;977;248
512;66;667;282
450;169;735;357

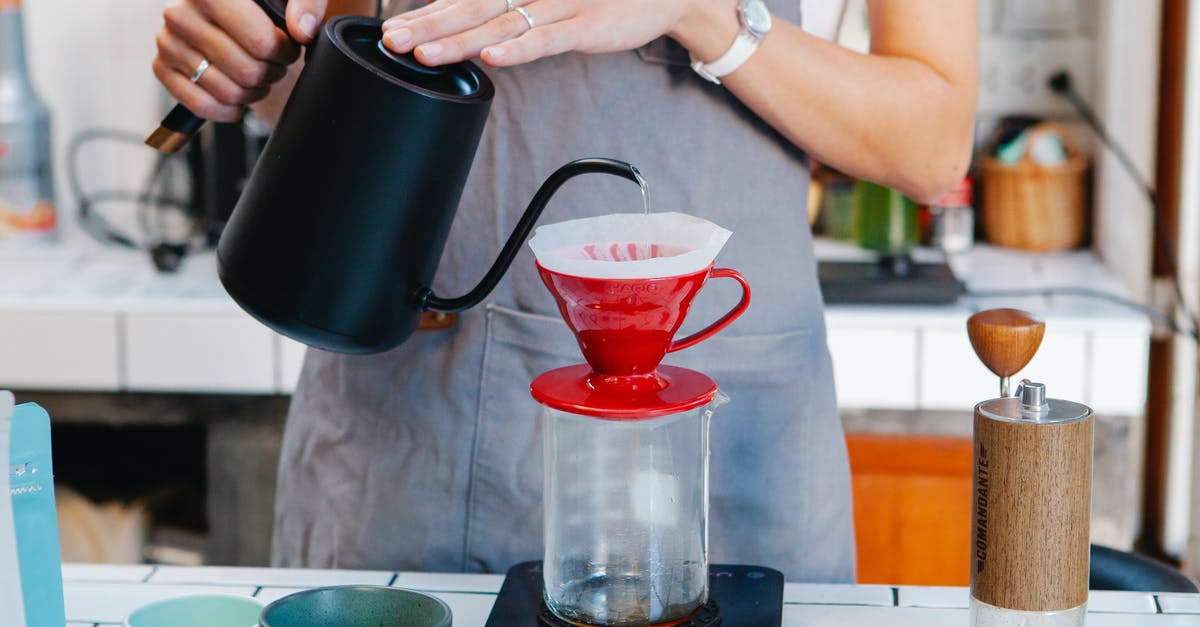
328;16;494;102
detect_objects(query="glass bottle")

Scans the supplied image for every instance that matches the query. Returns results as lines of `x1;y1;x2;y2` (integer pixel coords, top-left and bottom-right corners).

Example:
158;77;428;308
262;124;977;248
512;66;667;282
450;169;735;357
0;0;56;241
542;396;725;626
929;176;974;254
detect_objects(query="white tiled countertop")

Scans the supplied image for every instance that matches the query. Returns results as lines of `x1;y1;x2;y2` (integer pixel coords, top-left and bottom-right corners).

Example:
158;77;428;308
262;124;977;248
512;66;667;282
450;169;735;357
60;563;1200;626
0;239;1150;414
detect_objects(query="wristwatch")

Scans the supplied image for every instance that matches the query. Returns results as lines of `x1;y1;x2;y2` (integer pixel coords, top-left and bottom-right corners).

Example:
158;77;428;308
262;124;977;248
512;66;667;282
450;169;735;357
690;0;773;85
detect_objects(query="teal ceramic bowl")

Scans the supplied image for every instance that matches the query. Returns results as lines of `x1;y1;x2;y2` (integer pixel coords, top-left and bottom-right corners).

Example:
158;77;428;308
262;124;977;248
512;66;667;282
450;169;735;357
260;586;452;627
126;594;264;627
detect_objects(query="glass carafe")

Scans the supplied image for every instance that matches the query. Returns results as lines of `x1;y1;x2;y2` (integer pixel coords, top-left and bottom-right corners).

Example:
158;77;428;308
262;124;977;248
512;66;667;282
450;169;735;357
542;396;724;626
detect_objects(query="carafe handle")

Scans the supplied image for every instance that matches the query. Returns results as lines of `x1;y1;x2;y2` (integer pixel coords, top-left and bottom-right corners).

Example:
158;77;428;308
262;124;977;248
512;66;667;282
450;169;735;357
668;268;752;353
417;158;644;313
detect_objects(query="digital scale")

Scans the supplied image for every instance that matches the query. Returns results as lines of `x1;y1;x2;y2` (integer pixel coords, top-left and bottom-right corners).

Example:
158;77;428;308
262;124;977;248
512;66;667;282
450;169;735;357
485;562;785;627
818;255;965;304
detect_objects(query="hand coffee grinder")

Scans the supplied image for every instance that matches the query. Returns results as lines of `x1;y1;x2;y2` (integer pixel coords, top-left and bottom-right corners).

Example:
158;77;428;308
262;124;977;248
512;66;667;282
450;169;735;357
485;213;785;627
967;309;1093;627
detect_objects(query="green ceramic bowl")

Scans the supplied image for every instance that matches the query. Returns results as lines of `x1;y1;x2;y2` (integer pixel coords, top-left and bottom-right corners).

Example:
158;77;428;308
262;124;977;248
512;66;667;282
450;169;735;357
260;586;452;627
126;594;264;627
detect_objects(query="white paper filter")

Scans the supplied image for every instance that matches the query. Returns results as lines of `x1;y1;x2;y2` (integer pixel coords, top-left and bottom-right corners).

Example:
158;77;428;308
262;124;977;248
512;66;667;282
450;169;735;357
528;212;732;279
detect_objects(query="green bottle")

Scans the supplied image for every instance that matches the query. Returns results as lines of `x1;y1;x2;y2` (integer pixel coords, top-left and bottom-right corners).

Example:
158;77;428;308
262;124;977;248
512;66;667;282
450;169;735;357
855;180;917;254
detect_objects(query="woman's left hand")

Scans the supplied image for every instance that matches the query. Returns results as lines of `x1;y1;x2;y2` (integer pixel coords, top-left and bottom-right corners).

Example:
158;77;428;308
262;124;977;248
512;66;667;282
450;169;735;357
381;0;704;67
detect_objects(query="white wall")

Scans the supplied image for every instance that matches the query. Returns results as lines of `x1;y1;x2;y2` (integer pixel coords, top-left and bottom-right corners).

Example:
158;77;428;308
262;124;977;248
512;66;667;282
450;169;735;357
1091;0;1161;302
20;0;172;242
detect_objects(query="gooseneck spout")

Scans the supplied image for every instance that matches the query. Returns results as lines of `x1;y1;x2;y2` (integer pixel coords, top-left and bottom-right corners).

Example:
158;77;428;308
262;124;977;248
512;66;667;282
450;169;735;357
417;158;643;314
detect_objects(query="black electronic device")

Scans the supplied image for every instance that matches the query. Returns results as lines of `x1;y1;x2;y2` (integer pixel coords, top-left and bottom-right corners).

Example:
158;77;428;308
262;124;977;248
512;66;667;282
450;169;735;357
484;561;784;627
819;256;966;305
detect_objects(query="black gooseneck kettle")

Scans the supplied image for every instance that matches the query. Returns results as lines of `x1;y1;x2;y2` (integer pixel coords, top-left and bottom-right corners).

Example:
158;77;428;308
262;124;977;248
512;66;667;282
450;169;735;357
160;1;642;354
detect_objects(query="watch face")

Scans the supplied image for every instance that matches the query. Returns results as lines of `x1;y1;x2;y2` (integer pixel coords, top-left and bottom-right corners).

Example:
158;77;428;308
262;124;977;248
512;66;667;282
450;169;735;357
740;0;773;35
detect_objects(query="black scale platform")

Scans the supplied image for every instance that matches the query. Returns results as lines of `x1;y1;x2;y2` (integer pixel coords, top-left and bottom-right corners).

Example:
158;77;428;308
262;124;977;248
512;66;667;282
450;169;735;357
818;256;966;304
484;562;784;627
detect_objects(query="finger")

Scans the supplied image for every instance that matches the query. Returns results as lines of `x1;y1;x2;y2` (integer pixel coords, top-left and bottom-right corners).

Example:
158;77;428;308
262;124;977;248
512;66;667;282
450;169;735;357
481;18;577;67
384;0;453;25
157;31;271;106
161;8;288;90
285;0;330;44
383;0;508;54
193;0;298;65
152;57;243;122
415;4;557;66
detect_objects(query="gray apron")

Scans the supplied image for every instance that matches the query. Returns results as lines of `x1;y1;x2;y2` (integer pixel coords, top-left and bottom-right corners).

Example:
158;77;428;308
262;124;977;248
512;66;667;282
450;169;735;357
272;2;855;583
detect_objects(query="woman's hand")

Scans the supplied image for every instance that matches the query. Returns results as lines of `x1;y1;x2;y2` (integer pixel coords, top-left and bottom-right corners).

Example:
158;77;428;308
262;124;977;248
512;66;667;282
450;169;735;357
153;0;329;121
381;0;714;67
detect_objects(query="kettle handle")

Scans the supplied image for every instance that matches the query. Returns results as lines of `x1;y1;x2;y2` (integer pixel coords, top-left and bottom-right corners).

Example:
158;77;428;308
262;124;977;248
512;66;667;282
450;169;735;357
251;0;291;35
144;0;293;153
418;158;644;313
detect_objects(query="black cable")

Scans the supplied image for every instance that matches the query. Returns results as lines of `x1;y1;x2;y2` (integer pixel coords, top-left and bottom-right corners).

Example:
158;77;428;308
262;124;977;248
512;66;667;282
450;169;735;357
1048;71;1200;340
376;0;384;18
67;127;200;271
966;287;1199;342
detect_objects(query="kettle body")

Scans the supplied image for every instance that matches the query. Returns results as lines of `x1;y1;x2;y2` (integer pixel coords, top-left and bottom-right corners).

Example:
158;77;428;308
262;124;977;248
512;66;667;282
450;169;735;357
218;16;494;354
217;15;643;355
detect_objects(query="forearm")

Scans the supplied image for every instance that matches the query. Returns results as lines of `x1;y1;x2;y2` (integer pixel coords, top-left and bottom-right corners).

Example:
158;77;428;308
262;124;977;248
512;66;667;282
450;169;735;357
672;1;977;203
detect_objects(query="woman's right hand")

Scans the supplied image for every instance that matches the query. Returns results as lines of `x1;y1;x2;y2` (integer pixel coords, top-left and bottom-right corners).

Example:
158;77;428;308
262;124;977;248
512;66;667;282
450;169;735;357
153;0;330;122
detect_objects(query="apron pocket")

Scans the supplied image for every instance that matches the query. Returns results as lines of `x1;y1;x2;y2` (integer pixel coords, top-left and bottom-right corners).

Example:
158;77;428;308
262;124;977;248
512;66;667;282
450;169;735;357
463;305;578;571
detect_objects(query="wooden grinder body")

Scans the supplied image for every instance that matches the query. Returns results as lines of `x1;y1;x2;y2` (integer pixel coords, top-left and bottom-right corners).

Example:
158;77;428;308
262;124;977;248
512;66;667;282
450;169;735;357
970;397;1093;612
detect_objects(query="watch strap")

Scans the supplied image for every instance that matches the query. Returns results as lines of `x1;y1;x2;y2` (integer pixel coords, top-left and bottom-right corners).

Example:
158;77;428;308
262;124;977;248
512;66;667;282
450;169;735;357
690;29;763;84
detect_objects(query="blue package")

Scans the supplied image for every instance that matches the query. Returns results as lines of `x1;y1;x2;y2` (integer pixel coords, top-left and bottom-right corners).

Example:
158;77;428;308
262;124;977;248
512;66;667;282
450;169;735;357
9;401;66;627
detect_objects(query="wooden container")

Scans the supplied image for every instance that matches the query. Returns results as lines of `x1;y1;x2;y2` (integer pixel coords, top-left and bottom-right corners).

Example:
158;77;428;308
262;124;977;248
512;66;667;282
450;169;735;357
970;389;1092;621
981;123;1088;251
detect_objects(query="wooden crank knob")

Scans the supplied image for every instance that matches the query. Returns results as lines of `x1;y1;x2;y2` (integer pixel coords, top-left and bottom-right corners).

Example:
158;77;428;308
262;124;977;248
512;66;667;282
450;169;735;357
967;308;1046;379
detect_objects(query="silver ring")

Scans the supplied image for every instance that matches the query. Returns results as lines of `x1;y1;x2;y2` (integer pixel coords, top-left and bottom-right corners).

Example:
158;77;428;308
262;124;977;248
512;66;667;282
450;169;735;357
189;58;210;83
504;0;514;10
514;6;534;29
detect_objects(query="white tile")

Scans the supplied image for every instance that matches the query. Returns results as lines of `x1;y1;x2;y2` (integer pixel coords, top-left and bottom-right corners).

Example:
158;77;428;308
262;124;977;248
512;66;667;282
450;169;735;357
1157;593;1200;614
63;563;155;583
0;311;119;390
432;592;498;627
255;586;307;605
784;604;966;627
784;583;894;606
1087;590;1159;614
919;329;1001;410
896;586;970;608
827;328;918;409
123;312;276;393
150;565;393;588
64;583;257;624
392;571;505;594
277;335;308;393
1088;615;1200;626
919;327;1086;410
1088;332;1150;415
1021;329;1088;402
